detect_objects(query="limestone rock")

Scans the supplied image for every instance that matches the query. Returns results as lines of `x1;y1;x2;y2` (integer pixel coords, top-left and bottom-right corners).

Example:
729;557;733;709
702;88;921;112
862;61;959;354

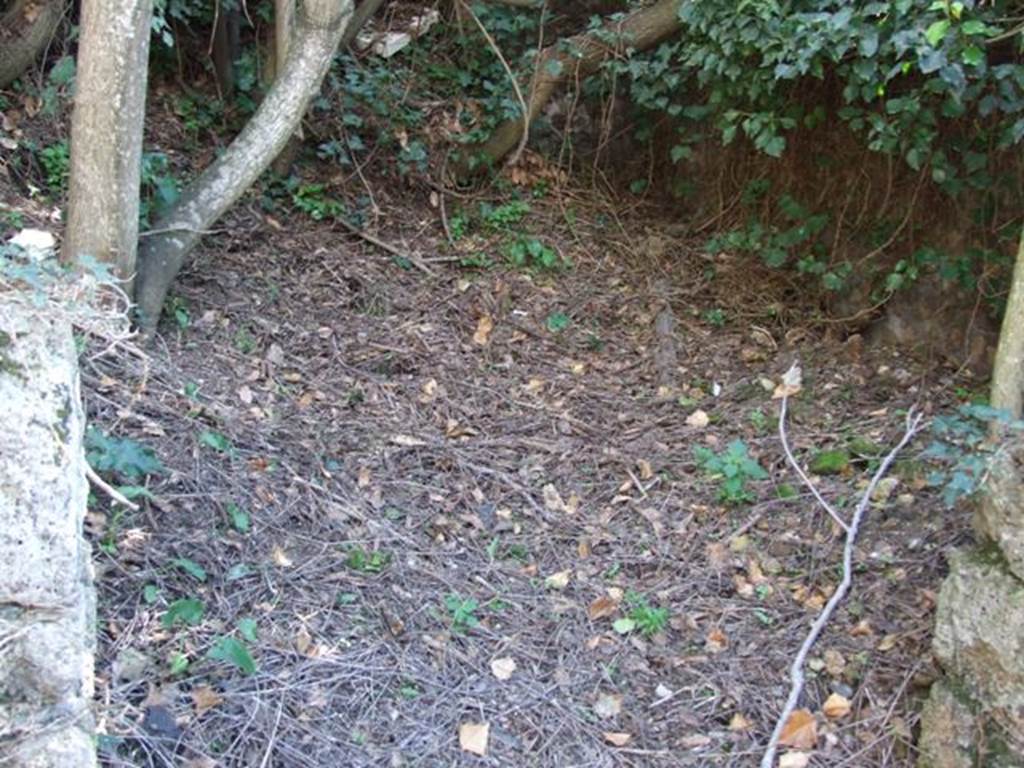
975;441;1024;581
920;548;1024;767
0;302;95;767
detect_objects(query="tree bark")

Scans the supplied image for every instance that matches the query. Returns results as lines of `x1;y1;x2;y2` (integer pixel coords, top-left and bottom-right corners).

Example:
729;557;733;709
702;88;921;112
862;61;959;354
0;0;67;88
455;0;683;175
212;4;241;100
0;301;95;767
63;0;153;285
990;226;1024;418
134;0;354;334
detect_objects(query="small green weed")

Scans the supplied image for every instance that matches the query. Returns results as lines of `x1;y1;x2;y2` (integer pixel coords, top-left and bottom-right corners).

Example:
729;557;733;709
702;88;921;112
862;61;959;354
292;183;345;221
85;427;164;482
166;295;190;329
507;236;565;271
613;591;670;636
444;593;480;634
702;308;726;327
207;635;257;675
480;199;530;231
37;141;70;193
693;439;768;504
344;547;391;573
925;403;1024;506
162;597;205;628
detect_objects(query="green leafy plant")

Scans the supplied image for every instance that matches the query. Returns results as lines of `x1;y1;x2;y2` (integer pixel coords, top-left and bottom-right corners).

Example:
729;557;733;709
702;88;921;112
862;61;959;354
924;403;1024;506
694;439;769;504
85;427;164;482
613;591;670;637
507;236;565;271
344;547;391;573
444;593;480;634
207;635;257;675
292;183;346;221
37;141;70;193
198;430;233;453
166;295;191;329
172;557;208;582
480;199;531;231
139;151;180;226
162;597;205;628
702;308;727;327
546;311;571;332
227;503;250;533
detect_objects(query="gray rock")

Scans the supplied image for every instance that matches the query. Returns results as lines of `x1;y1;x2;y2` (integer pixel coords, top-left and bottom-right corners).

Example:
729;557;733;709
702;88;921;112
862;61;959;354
919;548;1024;767
0;303;95;767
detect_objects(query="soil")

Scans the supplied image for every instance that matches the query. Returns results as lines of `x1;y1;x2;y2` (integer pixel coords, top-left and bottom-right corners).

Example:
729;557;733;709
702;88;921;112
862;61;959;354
72;183;974;768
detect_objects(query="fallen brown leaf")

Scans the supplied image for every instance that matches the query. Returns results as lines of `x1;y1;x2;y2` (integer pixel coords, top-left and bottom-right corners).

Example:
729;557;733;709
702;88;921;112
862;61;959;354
472;314;494;346
603;731;632;747
490;657;517;681
594;692;623;719
190;685;223;716
778;708;817;750
822;692;852;720
588;595;620;621
459;722;489;756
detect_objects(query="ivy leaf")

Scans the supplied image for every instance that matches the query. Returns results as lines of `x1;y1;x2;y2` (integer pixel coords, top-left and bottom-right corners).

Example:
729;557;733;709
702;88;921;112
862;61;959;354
172;557;207;582
925;19;951;47
207;636;257;675
238;618;259;643
961;45;984;66
227;503;250;533
162;597;205;628
199;430;232;453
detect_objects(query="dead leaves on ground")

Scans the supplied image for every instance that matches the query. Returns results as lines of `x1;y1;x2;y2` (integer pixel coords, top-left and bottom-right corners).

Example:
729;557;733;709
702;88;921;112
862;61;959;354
459;722;489;756
779;708;817;750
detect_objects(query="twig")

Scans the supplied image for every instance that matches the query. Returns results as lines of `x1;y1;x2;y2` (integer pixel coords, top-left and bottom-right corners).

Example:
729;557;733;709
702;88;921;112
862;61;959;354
777;398;850;534
85;463;140;512
336;218;436;276
761;393;922;768
258;697;285;768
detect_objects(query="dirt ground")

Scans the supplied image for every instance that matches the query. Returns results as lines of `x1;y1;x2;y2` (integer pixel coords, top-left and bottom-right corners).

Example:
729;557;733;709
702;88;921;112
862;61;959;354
66;182;973;767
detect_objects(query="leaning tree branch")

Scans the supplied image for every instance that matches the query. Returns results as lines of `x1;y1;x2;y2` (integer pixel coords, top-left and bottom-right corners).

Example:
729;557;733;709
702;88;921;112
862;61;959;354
761;384;923;768
133;0;355;335
453;0;684;176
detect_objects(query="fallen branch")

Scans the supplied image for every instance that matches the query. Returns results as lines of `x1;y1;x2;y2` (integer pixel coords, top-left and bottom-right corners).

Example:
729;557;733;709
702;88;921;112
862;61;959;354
85;463;140;512
761;366;922;768
336;217;436;276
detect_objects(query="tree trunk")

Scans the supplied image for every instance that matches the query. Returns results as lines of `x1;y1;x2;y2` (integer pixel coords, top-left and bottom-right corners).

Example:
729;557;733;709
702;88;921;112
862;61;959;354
63;0;153;285
212;4;241;100
455;0;683;175
0;301;95;767
990;227;1024;418
0;0;67;88
133;0;354;334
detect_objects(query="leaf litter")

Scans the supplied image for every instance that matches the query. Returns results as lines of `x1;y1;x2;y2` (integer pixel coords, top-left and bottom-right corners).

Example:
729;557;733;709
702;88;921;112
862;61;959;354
80;176;969;767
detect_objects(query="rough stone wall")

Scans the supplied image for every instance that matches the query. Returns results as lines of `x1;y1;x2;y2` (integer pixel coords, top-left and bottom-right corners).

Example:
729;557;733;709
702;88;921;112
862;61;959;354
919;443;1024;768
0;300;96;767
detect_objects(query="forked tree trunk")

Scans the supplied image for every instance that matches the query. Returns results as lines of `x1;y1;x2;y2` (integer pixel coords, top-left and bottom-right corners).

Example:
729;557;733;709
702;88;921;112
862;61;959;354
133;0;354;333
456;0;683;175
0;0;67;88
63;0;153;284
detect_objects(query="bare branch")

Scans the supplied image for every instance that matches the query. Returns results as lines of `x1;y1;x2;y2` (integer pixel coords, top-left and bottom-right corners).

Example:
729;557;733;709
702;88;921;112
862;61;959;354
761;398;923;768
